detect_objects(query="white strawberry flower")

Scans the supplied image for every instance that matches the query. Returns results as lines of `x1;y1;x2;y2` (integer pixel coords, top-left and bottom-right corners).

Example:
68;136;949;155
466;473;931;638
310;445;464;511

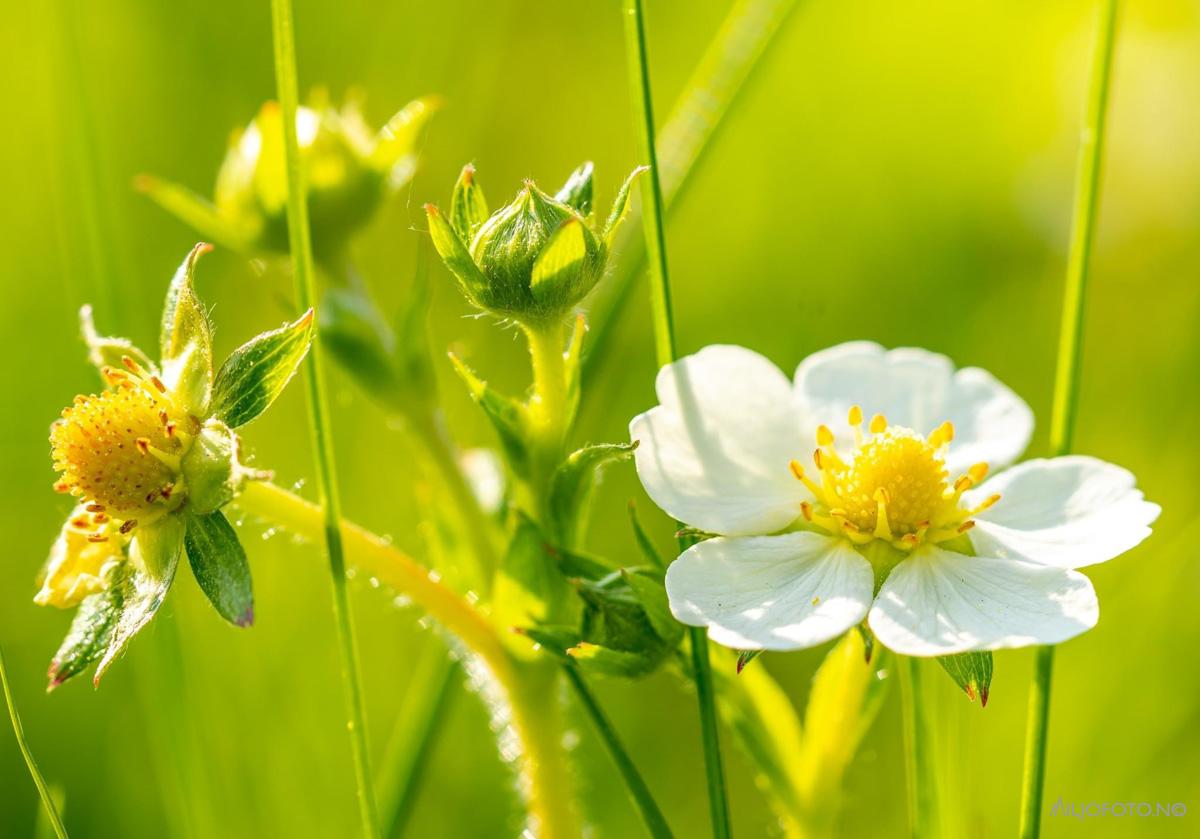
629;342;1159;656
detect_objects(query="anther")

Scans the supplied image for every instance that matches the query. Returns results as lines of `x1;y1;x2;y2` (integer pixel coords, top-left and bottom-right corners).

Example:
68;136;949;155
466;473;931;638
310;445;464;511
848;405;863;427
968;463;989;484
969;493;1001;515
957;520;976;533
813;448;823;470
816;425;835;447
800;501;813;522
954;475;973;493
87;534;109;543
150;376;167;393
789;459;823;496
119;519;138;534
86;504;105;513
869;414;888;434
121;356;142;373
53;481;70;493
136;437;151;454
929;421;955;448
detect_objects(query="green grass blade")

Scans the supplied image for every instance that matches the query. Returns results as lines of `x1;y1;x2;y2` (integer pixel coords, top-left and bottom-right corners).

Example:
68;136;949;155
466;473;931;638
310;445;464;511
268;0;381;834
585;0;800;381
1020;3;1121;838
1;645;68;838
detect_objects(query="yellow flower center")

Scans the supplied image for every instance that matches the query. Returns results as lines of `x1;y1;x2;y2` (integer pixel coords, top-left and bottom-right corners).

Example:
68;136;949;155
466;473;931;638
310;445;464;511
790;406;999;551
50;359;194;522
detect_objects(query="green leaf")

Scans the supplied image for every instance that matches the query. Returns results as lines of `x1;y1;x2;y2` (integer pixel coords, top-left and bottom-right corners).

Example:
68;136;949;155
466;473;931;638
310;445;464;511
449;164;489;240
555;161;594;215
449;353;530;477
159;243;215;415
93;523;184;685
425;204;490;307
602;166;648;244
547;442;637;545
78;304;156;378
47;579;126;690
134;174;249;253
493;517;577;650
621;569;683;647
936;651;993;706
626;501;665;569
185;510;254;627
567;642;656;678
529;219;589;307
211;309;314;427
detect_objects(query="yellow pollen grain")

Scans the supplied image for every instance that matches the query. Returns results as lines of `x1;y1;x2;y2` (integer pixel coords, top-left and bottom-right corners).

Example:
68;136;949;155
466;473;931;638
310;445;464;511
50;386;181;518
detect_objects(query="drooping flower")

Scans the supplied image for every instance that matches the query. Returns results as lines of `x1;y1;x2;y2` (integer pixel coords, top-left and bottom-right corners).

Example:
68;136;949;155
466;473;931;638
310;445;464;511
630;342;1160;656
138;93;438;260
40;243;314;688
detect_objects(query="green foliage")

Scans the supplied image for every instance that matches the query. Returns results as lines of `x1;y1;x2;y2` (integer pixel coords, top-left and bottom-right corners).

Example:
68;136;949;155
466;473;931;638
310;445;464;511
449;353;531;477
211;308;315;428
450;164;490;240
47;578;126;689
79;304;156;375
185;511;254;627
547;442;638;545
554;162;594;215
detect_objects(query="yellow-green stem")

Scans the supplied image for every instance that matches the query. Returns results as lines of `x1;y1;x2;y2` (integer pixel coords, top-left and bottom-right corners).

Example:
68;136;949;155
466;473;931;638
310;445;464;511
268;0;379;833
1;645;68;838
623;0;731;835
1021;2;1120;837
526;321;569;451
236;481;577;838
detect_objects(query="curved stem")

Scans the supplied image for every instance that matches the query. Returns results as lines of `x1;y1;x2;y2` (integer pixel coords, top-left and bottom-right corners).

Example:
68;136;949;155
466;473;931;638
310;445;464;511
623;1;731;835
898;657;938;839
1;645;68;839
1021;3;1120;837
236;481;576;837
563;666;673;838
269;1;379;833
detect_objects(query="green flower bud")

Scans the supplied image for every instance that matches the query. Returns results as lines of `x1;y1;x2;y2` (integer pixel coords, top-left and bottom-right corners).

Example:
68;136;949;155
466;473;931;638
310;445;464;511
139;93;438;260
426;163;645;325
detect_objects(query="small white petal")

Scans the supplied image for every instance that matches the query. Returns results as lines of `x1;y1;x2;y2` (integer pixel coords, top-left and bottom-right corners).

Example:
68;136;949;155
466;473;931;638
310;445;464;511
966;456;1160;569
868;546;1098;655
631;345;809;536
793;341;1033;472
665;532;873;651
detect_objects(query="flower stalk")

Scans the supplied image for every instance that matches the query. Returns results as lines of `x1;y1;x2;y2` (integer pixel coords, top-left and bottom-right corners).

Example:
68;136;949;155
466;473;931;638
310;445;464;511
623;0;731;835
234;480;576;837
268;0;378;833
899;656;939;839
1021;2;1120;837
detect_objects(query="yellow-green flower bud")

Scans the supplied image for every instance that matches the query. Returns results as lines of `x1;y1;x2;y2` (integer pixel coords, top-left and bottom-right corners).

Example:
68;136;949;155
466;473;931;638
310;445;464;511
139;94;438;260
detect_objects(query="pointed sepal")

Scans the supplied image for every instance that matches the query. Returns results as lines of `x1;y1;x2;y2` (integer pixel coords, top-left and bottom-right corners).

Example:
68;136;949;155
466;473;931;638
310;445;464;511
47;581;124;690
449;164;489;241
555;161;594;215
211;309;315;428
425;204;490;308
936;651;993;707
529;218;596;311
603;166;648;244
185;510;254;627
79;305;156;379
159;243;215;415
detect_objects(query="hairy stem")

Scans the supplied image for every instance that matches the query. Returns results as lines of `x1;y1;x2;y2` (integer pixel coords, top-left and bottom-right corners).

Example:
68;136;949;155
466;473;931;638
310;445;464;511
623;0;731;835
236;481;575;837
1;645;68;838
1021;2;1120;837
269;0;379;833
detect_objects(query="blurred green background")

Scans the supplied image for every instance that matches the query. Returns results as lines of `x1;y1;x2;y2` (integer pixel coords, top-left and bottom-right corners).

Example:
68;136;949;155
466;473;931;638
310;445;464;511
2;0;1198;835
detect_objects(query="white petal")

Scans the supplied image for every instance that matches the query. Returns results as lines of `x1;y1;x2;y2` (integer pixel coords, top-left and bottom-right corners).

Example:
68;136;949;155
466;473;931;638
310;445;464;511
665;532;873;651
868;546;1098;655
631;345;809;536
793;341;1033;473
966;456;1160;569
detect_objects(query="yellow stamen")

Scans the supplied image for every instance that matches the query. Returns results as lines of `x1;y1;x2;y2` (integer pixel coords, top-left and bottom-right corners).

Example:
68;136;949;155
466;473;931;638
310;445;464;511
928;420;955;448
816;424;835;447
789;460;824;497
848;405;863;427
869;413;888;434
